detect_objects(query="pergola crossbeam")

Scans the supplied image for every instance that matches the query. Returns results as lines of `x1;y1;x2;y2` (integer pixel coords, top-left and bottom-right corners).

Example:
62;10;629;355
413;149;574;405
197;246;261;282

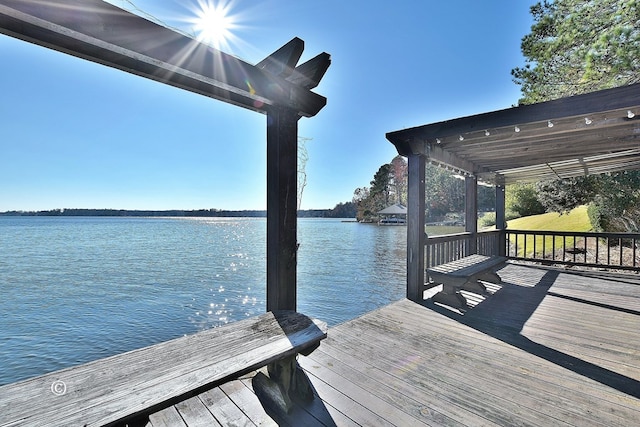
0;0;328;117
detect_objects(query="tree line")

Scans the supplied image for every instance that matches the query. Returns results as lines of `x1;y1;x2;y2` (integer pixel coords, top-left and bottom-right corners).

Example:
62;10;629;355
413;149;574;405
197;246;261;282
352;156;495;223
0;206;357;218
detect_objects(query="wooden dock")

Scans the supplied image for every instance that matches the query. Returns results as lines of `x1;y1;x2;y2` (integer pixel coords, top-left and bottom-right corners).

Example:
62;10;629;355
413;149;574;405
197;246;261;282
148;262;640;426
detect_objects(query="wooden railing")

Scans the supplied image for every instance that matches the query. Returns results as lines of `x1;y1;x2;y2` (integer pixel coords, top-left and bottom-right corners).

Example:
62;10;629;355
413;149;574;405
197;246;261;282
425;230;502;269
425;229;639;271
506;230;640;271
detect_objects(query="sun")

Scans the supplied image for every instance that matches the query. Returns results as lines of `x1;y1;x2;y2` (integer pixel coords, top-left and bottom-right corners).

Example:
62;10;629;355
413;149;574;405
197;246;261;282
192;1;235;48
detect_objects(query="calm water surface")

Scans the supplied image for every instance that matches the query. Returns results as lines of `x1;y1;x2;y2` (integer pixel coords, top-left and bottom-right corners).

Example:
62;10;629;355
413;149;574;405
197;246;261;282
0;216;431;385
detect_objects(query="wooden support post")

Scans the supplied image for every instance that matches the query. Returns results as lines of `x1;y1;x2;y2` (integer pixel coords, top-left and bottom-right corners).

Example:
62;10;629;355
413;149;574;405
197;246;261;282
465;176;478;254
266;106;299;312
407;153;426;302
495;183;506;256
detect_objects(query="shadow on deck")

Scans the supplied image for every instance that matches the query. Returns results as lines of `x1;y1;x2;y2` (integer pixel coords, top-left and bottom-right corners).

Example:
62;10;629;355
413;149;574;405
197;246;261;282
426;263;640;399
150;263;640;426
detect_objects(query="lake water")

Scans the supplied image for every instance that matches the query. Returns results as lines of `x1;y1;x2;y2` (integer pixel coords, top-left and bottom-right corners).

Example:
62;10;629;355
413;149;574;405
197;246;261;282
0;216;461;385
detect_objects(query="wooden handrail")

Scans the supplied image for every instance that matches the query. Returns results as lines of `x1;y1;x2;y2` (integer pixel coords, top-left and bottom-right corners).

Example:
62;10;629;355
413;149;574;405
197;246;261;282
425;231;472;243
506;229;639;271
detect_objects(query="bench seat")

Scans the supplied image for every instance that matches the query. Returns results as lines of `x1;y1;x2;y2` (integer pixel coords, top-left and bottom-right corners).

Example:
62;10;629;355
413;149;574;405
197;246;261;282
427;254;506;309
0;311;327;427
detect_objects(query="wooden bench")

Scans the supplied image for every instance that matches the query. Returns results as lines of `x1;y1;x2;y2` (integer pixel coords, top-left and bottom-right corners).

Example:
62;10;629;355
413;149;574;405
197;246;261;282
427;254;506;309
0;311;327;427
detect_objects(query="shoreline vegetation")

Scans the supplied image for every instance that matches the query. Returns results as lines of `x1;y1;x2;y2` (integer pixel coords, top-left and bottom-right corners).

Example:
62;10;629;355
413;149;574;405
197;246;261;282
0;208;351;218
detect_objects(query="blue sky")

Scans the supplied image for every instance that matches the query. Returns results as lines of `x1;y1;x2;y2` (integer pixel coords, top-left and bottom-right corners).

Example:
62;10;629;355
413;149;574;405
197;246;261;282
0;1;533;211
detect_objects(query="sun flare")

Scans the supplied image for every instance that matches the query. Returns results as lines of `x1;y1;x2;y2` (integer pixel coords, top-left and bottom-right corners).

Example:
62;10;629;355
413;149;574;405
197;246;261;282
192;1;235;48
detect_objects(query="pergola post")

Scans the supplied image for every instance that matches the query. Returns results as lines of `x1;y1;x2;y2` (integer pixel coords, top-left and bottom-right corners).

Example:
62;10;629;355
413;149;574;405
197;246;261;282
407;153;426;302
266;106;299;312
465;176;478;254
495;183;506;256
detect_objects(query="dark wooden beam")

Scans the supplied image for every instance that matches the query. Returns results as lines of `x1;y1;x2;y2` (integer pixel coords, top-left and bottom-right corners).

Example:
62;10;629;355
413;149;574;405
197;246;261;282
286;53;332;90
266;106;299;311
465;176;477;254
386;84;640;184
386;84;640;147
426;144;484;175
0;0;327;117
495;184;506;256
256;37;304;78
406;153;426;302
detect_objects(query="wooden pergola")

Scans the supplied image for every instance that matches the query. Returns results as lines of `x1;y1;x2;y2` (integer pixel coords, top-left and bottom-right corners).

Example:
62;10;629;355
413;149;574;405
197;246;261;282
0;0;331;311
386;83;640;301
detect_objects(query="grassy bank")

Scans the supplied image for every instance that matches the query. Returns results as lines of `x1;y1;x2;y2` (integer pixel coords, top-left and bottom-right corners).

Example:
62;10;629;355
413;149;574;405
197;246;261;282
507;205;591;232
506;206;592;257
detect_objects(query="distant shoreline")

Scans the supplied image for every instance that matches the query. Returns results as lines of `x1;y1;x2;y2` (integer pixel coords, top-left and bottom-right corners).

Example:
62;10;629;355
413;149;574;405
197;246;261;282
0;208;348;219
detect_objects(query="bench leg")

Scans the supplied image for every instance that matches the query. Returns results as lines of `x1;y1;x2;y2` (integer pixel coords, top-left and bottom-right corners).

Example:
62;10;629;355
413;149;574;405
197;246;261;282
253;356;314;414
462;279;487;294
476;270;501;284
463;270;501;294
431;290;467;310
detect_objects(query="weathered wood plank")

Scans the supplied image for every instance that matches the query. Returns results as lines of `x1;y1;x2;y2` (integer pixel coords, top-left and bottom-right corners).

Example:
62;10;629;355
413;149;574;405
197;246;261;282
329;299;640;426
298;356;432;426
325;316;571;426
218;380;279;427
301;369;395;427
301;348;472;427
391;300;640;410
147;406;188;427
0;311;326;427
174;397;222;427
197;387;255;427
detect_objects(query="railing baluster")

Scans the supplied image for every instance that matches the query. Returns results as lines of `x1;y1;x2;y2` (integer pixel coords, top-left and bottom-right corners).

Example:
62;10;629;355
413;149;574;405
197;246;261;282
619;238;623;266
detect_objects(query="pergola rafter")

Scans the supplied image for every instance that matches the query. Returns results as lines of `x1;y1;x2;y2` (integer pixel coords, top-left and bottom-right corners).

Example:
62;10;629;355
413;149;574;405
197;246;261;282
388;84;640;184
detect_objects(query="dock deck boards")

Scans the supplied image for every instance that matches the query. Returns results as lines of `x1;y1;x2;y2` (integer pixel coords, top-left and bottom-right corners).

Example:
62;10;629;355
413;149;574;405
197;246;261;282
149;263;640;426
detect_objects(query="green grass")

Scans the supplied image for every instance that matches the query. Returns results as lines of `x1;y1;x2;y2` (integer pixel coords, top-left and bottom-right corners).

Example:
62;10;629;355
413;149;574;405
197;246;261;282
506;205;592;257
